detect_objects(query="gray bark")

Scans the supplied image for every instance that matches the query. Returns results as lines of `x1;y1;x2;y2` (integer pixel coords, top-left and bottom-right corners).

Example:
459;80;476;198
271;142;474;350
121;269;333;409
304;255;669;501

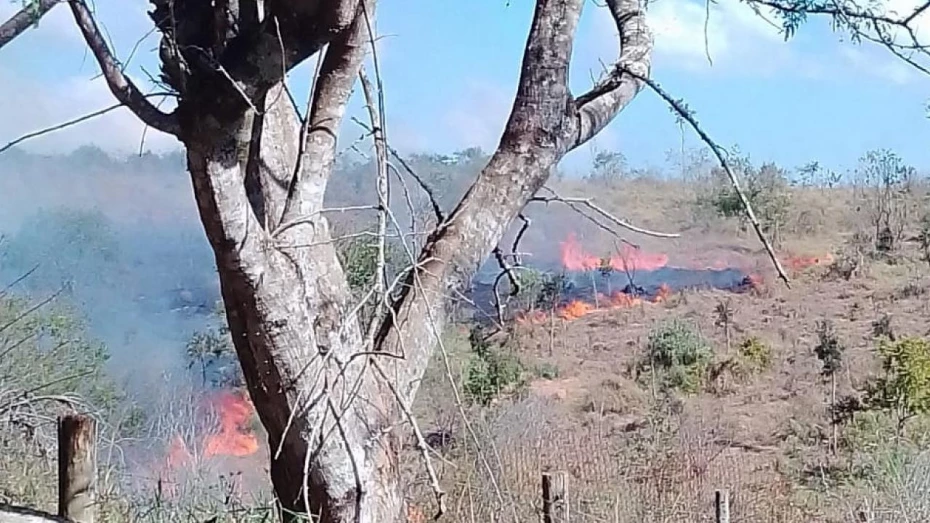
0;0;61;51
53;0;651;521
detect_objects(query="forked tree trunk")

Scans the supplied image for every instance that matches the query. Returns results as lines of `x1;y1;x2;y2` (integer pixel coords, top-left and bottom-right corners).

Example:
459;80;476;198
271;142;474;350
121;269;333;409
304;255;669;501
6;0;653;520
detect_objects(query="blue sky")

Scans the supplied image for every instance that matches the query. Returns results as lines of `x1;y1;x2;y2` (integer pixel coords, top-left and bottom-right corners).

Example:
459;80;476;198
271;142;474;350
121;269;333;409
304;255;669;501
0;0;928;175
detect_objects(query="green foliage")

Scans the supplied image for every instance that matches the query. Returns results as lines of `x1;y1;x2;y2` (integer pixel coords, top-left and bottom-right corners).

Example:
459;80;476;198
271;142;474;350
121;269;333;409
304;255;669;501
0;292;117;407
1;208;120;292
335;234;405;320
867;337;930;432
184;301;240;388
698;152;791;238
737;336;772;374
533;362;560;380
814;320;845;377
645;319;713;393
509;268;547;312
586;148;628;187
535;272;570;310
464;328;526;405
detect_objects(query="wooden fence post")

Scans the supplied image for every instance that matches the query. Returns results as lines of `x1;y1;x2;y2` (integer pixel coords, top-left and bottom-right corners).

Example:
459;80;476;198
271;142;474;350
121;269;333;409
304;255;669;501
715;490;730;523
541;471;569;523
58;414;96;523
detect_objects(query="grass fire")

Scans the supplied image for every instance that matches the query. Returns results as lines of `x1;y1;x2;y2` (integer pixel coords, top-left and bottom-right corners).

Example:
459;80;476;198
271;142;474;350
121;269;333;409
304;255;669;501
2;2;930;519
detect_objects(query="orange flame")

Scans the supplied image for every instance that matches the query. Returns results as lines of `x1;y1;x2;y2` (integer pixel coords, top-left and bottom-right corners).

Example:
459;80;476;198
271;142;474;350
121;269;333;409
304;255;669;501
784;253;834;273
560;233;668;272
203;390;260;457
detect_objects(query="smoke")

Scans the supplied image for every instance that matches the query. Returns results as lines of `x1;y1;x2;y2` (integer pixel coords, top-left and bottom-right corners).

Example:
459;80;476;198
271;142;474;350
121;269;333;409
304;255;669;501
0;147;218;387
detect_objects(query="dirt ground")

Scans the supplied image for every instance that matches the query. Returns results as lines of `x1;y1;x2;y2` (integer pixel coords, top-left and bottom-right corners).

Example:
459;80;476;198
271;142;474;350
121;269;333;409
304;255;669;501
407;179;930;522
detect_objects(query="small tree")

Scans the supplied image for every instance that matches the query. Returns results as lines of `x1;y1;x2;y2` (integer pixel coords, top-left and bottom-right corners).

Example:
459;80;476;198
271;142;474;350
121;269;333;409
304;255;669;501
854;149;916;253
918;212;930;270
598;256;614;296
701;154;791;244
814;320;846;455
714;298;735;355
586;148;628;187
644;319;713;393
867;337;930;436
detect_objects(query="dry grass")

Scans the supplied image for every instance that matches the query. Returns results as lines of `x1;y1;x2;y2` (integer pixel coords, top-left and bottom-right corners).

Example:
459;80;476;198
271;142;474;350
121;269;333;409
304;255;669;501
404;179;930;522
5;176;930;522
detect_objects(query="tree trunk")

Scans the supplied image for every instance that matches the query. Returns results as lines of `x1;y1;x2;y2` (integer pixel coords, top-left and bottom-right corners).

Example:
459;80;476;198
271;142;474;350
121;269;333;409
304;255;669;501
183;109;405;521
50;0;652;520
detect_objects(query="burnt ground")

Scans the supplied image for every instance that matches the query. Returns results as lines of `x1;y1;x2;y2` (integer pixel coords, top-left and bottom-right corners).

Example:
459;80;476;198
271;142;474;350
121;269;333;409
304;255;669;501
406;180;930;523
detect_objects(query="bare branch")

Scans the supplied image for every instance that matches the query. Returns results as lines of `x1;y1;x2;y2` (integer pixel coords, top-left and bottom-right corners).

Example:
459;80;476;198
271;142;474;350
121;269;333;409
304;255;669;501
277;0;373;226
567;0;653;150
626;70;791;286
359;66;390;347
351;118;445;223
67;0;180;136
0;93;174;155
0;0;61;50
531;188;681;238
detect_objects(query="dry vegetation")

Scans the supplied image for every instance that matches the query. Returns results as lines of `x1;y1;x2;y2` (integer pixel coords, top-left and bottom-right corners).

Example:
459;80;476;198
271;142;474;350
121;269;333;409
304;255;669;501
3;148;930;522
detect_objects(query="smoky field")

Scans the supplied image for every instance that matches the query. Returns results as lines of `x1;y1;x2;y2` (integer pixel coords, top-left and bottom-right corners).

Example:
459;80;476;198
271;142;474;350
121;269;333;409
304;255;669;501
2;146;930;522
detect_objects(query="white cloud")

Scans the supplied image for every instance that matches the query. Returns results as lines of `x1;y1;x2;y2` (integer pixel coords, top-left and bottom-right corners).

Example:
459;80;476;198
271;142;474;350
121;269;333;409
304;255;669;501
0;68;180;154
589;0;785;71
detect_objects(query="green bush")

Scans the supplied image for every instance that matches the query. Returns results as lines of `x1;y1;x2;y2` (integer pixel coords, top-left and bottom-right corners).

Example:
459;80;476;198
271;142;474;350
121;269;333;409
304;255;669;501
737;336;772;374
866;337;930;434
464;329;527;405
645;320;713;393
697;153;791;240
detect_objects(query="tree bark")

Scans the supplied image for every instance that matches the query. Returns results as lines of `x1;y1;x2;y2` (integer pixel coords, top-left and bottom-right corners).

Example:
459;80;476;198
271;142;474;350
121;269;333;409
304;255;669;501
56;0;651;520
0;0;61;51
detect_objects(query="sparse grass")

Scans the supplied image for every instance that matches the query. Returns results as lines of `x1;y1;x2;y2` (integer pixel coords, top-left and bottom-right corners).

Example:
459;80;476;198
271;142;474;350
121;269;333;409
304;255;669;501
6;165;930;523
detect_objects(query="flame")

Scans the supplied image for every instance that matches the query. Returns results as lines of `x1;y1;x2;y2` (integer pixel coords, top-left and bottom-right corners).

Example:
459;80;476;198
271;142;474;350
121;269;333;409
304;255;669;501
203;390;260;457
784;253;834;273
557;300;596;320
512;233;829;326
560;233;668;272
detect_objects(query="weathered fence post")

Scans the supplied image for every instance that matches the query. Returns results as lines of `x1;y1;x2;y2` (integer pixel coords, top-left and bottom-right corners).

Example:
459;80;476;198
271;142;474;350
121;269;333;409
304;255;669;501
715;490;730;523
541;471;569;523
58;414;96;523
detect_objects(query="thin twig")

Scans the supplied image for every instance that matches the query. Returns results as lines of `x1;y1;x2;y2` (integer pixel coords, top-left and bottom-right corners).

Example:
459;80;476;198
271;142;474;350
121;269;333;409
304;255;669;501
359;66;390;348
68;0;180;135
530;188;681;238
625;69;791;287
0;93;173;155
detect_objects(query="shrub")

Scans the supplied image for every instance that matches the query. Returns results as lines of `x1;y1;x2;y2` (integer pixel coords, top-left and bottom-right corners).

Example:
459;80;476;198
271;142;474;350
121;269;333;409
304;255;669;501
463;329;527;405
737;336;772;374
866;337;930;434
918;212;930;269
697;152;791;243
645;320;713;393
853;149;917;253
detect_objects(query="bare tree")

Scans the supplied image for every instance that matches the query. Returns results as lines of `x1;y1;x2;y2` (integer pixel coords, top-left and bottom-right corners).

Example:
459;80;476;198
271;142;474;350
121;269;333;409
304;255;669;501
3;0;930;521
